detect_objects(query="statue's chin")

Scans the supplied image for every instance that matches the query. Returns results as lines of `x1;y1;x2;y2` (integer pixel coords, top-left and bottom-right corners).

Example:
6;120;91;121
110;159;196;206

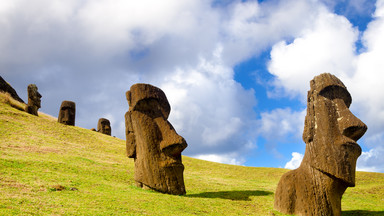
313;163;356;187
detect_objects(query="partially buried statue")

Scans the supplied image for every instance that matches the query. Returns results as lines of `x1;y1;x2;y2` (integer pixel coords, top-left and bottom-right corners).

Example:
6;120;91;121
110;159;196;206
58;101;76;126
274;73;367;216
25;84;42;116
125;83;188;195
97;118;111;136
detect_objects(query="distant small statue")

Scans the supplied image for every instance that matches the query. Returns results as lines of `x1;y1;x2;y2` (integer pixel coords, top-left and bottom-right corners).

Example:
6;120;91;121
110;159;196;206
25;84;42;116
58;101;76;126
125;83;188;195
274;73;367;216
97;118;111;136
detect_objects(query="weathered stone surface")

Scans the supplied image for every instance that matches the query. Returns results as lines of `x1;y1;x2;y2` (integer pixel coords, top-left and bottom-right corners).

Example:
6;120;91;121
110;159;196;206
58;101;76;126
97;118;111;135
0;76;25;103
125;83;187;195
25;84;42;116
274;73;367;216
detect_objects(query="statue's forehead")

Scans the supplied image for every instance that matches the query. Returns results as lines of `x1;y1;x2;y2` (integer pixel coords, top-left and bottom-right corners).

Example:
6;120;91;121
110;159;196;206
310;73;352;107
127;83;170;118
310;73;346;92
61;100;75;105
62;105;74;108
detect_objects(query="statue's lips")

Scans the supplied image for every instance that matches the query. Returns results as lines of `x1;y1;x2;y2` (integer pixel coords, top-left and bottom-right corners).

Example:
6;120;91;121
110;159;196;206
165;162;184;168
341;141;362;152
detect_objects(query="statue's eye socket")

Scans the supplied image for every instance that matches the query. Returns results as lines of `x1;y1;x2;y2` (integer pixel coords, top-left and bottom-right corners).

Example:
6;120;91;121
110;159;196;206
319;85;352;107
134;99;163;117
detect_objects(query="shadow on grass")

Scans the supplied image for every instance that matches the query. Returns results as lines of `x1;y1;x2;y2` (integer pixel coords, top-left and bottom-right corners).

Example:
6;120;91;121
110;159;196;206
186;190;273;201
342;210;384;215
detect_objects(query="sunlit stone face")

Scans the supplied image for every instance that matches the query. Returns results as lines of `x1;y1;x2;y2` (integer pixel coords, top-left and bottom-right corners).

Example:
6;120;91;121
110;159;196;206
125;83;187;195
58;101;76;126
274;73;368;216
303;73;367;186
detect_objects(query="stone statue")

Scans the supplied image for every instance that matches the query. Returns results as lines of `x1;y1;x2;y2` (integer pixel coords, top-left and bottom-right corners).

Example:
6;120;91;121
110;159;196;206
274;73;367;216
0;76;24;103
125;83;188;195
25;84;42;116
58;101;76;126
97;118;111;136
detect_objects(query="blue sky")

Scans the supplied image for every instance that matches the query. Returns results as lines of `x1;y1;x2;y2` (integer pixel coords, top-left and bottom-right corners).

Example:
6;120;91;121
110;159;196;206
1;0;384;172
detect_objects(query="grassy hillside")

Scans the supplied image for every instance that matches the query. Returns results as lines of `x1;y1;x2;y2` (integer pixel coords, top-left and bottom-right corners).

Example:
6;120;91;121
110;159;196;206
1;92;383;215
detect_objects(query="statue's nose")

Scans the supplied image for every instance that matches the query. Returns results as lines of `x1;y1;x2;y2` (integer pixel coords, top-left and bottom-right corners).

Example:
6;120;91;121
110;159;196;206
64;111;69;120
338;108;367;141
155;117;187;156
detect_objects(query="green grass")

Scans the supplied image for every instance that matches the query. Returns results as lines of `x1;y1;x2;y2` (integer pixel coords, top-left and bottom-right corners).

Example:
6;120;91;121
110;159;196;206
1;92;383;215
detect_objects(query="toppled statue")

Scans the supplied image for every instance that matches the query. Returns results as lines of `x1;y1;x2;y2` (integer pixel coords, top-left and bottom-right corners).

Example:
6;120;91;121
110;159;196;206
125;83;188;195
97;118;111;136
25;84;42;116
274;73;367;215
0;76;25;103
58;101;76;126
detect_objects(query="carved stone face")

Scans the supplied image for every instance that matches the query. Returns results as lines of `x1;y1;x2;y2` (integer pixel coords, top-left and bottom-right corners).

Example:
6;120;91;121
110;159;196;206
58;101;76;126
28;84;42;108
25;84;42;116
125;84;187;195
303;73;367;186
97;118;111;135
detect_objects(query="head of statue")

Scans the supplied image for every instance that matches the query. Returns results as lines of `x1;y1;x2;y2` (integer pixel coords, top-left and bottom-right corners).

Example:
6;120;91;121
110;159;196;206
58;100;76;126
97;118;111;135
27;84;42;108
302;73;367;186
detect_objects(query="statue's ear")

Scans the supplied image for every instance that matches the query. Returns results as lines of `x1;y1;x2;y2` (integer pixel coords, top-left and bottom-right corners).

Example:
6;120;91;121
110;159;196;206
125;111;136;158
126;91;131;106
303;91;314;144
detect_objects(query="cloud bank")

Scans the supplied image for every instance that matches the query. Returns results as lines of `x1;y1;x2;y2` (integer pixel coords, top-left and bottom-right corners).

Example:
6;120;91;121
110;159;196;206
1;0;383;171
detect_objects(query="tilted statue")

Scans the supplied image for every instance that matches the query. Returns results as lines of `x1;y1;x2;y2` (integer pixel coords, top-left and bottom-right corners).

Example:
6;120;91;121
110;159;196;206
25;84;42;116
0;76;24;103
125;83;188;195
97;118;111;136
274;73;367;215
58;100;76;126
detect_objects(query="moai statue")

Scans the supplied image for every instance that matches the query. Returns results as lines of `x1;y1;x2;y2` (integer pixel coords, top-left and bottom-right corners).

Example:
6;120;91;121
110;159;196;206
25;84;42;116
0;76;25;103
274;73;367;216
125;83;188;195
97;118;111;136
58;101;76;126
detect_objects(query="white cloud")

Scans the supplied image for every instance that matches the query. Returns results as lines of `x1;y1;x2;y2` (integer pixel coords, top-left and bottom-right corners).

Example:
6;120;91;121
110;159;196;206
221;0;322;65
268;6;358;100
194;153;245;165
284;152;304;169
159;46;257;156
258;108;306;141
357;146;384;173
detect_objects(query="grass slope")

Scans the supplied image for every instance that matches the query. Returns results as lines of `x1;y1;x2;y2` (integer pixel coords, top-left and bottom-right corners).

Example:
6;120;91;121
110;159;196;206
1;92;383;215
